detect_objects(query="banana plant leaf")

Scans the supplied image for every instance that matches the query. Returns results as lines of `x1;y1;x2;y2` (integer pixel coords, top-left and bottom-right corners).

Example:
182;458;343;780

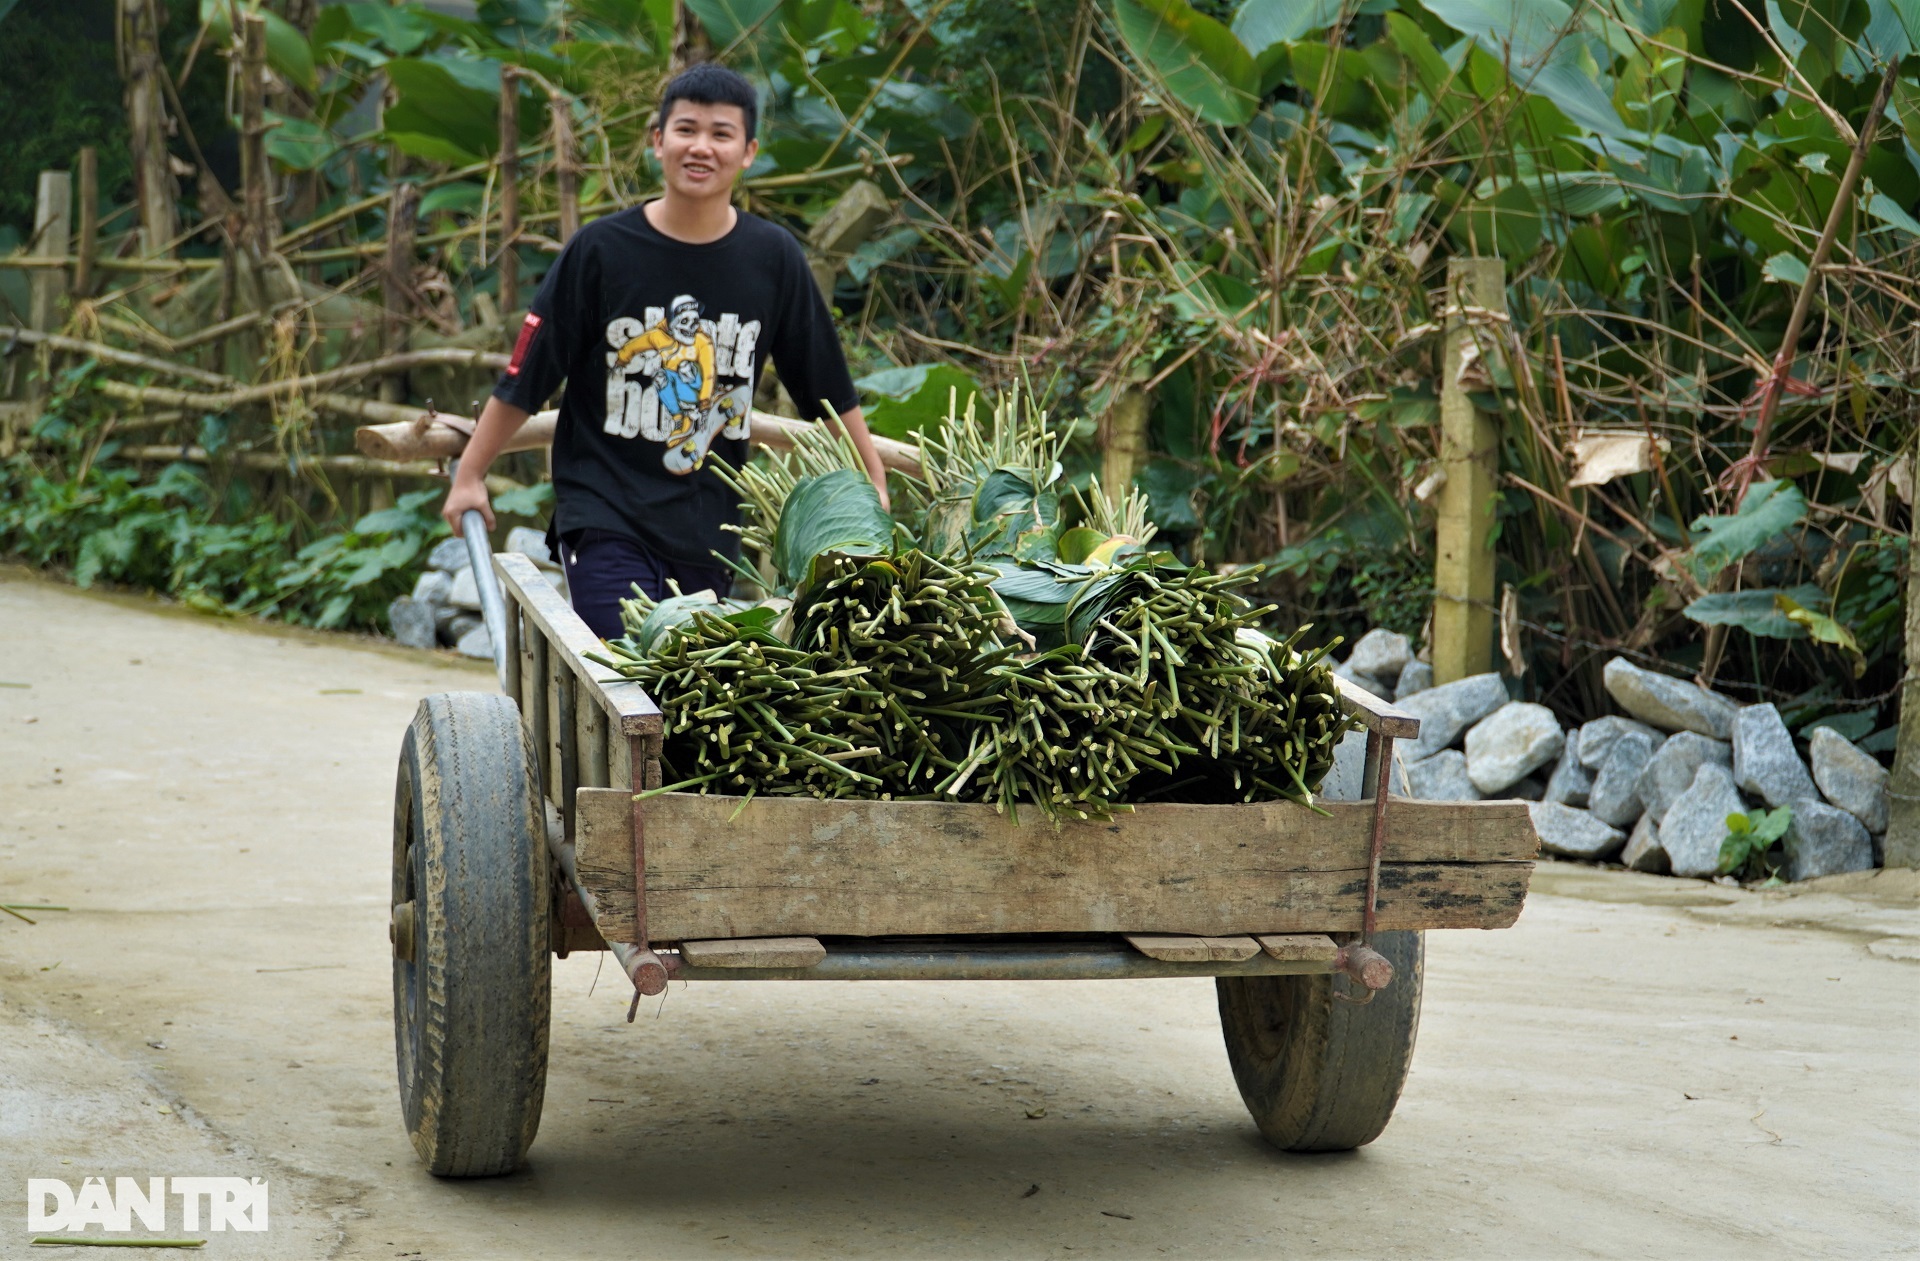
772;469;896;585
630;589;757;653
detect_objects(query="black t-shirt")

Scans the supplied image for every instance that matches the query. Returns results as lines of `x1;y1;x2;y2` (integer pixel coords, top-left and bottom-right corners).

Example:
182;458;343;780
492;204;859;565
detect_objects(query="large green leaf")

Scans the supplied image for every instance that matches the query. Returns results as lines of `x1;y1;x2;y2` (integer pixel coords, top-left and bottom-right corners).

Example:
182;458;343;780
854;365;981;442
342;1;436;53
383;58;500;161
1232;0;1348;56
1682;479;1807;582
686;0;784;49
1681;585;1824;638
1422;0;1630;138
264;115;339;171
772;469;894;584
1114;0;1260;127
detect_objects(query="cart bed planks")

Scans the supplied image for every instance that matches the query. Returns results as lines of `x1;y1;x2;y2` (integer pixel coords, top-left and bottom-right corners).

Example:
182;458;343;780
573;791;1535;943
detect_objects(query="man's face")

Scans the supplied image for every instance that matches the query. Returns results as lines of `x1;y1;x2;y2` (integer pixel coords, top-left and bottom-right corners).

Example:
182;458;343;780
652;100;756;202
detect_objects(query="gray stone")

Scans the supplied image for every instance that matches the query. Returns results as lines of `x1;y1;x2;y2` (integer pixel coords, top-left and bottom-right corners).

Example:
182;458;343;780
427;536;472;573
1636;732;1732;825
1731;703;1819;808
1783;800;1874;881
447;566;482;611
1396;672;1509;761
411;569;452;605
1589;731;1656;828
1543;729;1595;807
1319;728;1370;803
1394;659;1433;701
1348;628;1411;685
434;603;465;638
1808;727;1890;834
1601;657;1738;738
1331;660;1365;689
1403;750;1480;802
537;561;568;601
1463;702;1564;795
1577;715;1663;769
1621;814;1669;873
1661;762;1748;879
1528;801;1626;860
454;624;495;660
387;597;438;651
445;613;483;646
505;525;553;565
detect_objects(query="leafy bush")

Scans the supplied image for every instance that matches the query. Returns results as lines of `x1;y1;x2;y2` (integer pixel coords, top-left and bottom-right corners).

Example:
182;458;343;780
1720;806;1793;884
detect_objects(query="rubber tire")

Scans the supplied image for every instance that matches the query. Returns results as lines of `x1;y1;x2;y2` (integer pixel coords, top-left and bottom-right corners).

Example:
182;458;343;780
1216;930;1423;1153
392;692;551;1177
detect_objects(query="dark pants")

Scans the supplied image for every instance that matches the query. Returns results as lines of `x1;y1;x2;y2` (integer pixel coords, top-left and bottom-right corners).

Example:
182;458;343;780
560;529;734;640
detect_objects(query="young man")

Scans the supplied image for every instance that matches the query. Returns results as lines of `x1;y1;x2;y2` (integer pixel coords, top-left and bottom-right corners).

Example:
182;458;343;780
441;62;890;638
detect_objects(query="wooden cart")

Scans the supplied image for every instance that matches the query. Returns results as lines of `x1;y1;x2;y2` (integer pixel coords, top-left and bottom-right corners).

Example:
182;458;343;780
389;549;1538;1178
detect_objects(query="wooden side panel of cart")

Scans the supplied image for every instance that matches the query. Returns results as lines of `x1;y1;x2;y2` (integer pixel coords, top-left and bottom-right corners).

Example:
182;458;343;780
492;553;1538;952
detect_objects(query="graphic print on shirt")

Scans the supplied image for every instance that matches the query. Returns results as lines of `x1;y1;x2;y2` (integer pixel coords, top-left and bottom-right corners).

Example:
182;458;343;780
602;294;758;474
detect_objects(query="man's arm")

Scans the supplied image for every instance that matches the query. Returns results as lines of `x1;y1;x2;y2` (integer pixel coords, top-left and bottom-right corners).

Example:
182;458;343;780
440;396;533;536
827;404;891;511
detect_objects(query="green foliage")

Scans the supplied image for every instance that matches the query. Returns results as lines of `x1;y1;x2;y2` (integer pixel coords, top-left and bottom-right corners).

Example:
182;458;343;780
1682;481;1809;584
771;469;896;584
1720;805;1793;883
1113;0;1258;125
0;454;448;630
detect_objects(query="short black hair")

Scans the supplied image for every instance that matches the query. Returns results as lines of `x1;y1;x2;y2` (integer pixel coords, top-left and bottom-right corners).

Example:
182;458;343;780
655;63;758;142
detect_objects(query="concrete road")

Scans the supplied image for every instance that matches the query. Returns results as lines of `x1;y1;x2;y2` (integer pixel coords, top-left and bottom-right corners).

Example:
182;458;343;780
2;570;1916;1260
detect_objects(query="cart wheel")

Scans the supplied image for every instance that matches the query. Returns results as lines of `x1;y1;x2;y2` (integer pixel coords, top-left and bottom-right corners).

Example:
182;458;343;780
391;692;551;1177
1216;930;1423;1153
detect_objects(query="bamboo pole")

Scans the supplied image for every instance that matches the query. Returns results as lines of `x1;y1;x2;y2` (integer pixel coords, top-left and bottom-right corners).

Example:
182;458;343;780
498;65;521;317
1890;430;1919;867
121;0;176;256
5;327;234;386
552;93;580;245
382;182;420;403
1432;256;1506;684
238;14;275;254
88;346;510;408
74;148;98;299
114;443;528;495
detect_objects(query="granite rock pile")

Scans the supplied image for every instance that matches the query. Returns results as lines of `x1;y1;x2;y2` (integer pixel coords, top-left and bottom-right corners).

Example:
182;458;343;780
1322;632;1889;883
385;527;566;659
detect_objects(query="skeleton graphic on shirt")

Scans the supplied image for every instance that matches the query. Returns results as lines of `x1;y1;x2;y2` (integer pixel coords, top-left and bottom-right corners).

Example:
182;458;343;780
603;295;758;473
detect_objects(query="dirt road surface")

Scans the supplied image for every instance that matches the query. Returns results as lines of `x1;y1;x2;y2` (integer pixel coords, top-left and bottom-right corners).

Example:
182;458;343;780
2;571;1916;1260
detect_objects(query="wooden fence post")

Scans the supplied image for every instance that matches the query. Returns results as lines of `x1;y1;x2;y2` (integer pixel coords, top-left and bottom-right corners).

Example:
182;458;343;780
1431;256;1506;684
121;0;176;256
28;172;73;337
382;183;419;404
551;94;580;245
806;179;891;301
75;148;99;299
1101;387;1151;500
497;65;520;318
238;13;275;255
